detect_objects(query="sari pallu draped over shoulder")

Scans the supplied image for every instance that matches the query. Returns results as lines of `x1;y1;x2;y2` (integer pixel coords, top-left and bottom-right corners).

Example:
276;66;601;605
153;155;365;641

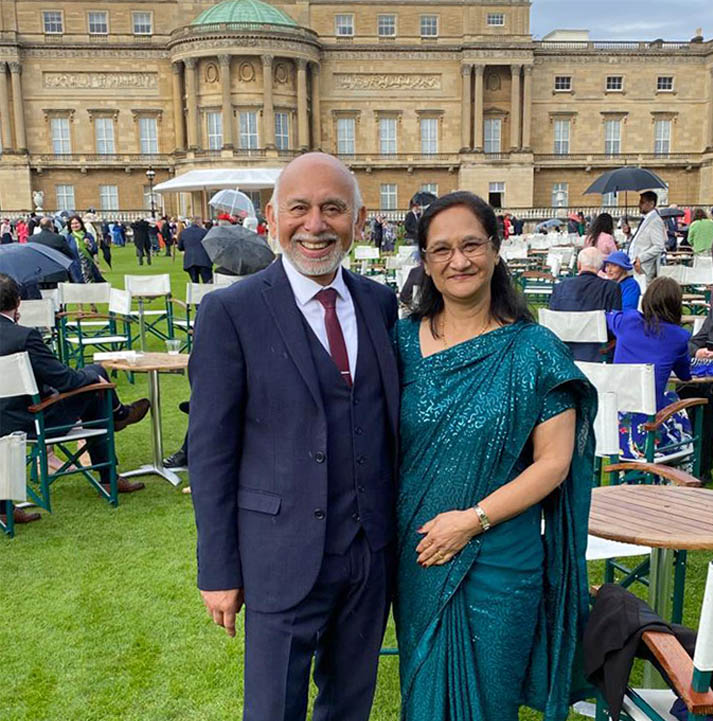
394;321;597;721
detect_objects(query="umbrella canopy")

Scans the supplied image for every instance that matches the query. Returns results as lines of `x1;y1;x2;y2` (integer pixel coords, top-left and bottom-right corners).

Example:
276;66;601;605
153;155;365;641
0;242;73;284
535;218;565;233
411;191;438;207
658;207;685;219
201;224;274;275
584;167;667;195
209;189;256;218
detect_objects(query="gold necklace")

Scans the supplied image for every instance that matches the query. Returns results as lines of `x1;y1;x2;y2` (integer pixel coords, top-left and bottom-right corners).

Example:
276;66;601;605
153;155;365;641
440;314;491;349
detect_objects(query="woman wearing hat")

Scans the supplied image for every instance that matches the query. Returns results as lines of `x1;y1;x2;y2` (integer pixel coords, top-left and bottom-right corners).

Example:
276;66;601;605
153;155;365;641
604;251;641;310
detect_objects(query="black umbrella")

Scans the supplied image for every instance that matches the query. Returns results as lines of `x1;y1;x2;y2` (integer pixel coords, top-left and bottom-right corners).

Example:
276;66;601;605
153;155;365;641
411;191;438;207
0;242;73;284
658;207;685;219
201;224;275;275
584;167;667;196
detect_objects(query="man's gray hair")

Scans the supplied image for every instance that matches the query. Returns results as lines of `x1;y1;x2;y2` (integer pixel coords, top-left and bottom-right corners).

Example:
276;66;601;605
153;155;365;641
577;246;604;272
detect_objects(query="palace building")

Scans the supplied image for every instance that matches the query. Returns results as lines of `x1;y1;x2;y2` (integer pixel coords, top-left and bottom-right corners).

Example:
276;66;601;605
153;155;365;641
0;0;711;215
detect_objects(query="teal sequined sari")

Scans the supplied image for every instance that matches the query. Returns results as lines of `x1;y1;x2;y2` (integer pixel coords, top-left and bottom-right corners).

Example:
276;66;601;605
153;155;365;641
394;320;597;721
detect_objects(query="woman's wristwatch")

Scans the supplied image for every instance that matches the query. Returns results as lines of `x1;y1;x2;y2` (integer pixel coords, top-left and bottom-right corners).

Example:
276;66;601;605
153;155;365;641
472;504;491;532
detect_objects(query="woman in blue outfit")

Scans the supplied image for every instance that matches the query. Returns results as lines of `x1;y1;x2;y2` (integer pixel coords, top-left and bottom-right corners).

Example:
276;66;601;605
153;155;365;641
603;251;641;311
606;276;692;460
394;191;597;721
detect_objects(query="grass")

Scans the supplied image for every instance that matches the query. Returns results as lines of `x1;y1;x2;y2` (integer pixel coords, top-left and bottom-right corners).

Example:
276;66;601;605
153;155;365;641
1;245;711;720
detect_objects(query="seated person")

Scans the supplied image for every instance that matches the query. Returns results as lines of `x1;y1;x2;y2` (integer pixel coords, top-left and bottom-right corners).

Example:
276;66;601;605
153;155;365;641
0;274;149;525
549;246;622;361
604;251;641;311
607;277;692;461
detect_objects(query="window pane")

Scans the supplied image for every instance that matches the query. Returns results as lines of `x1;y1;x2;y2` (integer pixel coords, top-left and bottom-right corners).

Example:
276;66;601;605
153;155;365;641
554;76;572;91
88;11;108;34
606;76;623;91
379;118;397;154
275;112;289;150
487;13;504;26
657;76;674;91
602;191;618;207
484;119;501;153
379;183;397;210
133;12;152;34
420;16;438;36
51;118;71;154
43;11;63;33
239;112;258;149
604;119;621;155
336;117;355;154
99;185;119;211
420;118;438;154
206;112;223;150
552;183;568;208
95;118;115;154
335;15;354;35
139;117;158;154
421;183;438;195
654;119;671;155
553;119;570;155
377;15;395;36
56;185;75;211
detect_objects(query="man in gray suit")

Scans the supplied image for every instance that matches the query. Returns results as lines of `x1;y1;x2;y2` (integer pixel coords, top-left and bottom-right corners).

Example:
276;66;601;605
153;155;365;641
628;191;666;282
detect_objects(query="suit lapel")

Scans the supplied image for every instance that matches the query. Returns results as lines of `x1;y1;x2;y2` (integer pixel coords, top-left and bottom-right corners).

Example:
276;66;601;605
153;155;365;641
261;259;324;413
345;272;399;436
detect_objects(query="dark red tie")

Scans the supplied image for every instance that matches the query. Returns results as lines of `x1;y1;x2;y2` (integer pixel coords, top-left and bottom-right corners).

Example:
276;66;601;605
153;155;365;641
315;288;352;388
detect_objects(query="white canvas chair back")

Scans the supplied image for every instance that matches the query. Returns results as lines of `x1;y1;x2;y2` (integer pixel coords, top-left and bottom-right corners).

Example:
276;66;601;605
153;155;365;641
575;361;657;415
538;309;607;343
354;245;379;260
40;288;60;311
501;244;528;261
213;272;242;286
185;282;216;305
18;299;55;329
0;352;38;398
109;288;132;316
124;274;171;296
694;561;713;672
529;235;551;250
593;391;620;458
58;282;111;305
0;431;28;502
397;245;415;259
693;255;713;271
545;253;562;277
386;257;403;270
683;266;712;286
341;256;351;270
658;265;687;283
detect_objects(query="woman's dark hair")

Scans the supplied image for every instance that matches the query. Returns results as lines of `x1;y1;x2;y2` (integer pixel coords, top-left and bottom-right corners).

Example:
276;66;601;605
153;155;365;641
0;272;21;312
693;208;707;222
68;215;86;233
410;191;533;336
641;276;682;334
585;212;614;248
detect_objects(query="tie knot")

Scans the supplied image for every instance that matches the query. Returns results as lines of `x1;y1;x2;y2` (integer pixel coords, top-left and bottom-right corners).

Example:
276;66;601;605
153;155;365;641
315;288;338;310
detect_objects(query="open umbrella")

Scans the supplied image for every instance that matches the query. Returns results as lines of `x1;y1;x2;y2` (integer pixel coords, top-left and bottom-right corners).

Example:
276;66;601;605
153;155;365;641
201;224;274;275
658;207;685;219
584;167;667;196
209;189;256;218
0;242;73;285
411;191;438;207
535;218;565;233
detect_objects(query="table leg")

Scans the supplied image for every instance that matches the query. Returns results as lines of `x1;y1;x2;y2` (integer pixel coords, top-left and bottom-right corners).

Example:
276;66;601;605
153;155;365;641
643;547;674;688
138;297;146;352
121;369;182;487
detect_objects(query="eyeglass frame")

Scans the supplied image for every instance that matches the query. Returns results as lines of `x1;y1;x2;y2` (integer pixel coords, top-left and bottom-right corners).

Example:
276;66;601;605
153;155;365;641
423;236;494;264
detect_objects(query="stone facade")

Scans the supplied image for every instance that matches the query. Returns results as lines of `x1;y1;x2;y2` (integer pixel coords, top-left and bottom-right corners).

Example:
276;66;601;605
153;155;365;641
0;0;711;215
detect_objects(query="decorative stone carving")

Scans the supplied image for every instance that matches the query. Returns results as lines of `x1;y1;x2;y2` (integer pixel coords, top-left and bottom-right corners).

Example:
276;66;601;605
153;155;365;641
238;61;256;82
8;62;21;74
32;190;44;211
274;62;290;85
485;72;501;91
334;73;441;91
204;62;219;84
43;72;158;91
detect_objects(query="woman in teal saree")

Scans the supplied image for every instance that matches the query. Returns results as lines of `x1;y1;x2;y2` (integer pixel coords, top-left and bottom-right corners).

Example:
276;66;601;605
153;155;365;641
395;192;597;721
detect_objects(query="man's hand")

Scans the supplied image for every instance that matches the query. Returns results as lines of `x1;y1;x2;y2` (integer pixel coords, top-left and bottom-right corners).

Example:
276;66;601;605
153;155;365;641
695;348;713;360
201;589;244;637
633;257;642;274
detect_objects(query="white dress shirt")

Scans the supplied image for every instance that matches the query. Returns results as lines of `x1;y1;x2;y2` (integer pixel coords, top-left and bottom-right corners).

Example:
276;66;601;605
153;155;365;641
281;255;358;380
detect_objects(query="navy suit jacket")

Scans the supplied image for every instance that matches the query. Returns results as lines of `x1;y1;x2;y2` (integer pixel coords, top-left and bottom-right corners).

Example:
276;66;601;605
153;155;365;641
178;225;211;270
188;259;399;613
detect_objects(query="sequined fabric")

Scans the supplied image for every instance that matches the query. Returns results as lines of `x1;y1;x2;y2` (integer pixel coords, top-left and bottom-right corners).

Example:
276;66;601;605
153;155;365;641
393;319;597;721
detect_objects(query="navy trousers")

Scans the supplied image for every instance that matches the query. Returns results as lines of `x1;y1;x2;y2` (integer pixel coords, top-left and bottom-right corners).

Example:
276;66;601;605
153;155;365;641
243;532;393;721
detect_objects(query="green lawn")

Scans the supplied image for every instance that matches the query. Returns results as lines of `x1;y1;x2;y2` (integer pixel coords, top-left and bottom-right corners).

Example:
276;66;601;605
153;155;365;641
1;245;710;720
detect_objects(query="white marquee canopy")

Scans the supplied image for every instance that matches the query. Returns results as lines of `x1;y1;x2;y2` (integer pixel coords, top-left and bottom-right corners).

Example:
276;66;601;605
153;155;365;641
153;168;282;194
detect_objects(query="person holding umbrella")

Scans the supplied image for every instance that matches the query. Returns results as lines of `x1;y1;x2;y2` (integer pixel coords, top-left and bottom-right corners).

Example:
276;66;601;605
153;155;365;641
628;191;666;282
177;217;212;283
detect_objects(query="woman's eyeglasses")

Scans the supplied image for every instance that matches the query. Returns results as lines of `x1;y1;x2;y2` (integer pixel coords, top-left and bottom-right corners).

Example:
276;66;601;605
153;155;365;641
424;237;492;264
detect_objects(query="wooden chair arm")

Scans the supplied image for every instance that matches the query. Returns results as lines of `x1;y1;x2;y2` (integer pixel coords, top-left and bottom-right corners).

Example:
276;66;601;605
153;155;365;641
605;462;702;487
641;631;713;716
644;398;708;431
27;382;116;413
169;298;188;310
57;311;109;320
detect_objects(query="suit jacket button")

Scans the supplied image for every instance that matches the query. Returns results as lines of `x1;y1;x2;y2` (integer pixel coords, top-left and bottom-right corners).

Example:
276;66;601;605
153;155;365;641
352;512;360;522
354;426;364;435
315;451;326;463
314;509;325;520
357;485;366;493
357;455;366;465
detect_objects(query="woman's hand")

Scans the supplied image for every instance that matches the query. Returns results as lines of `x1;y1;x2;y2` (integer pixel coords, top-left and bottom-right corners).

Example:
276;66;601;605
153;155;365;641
416;509;480;567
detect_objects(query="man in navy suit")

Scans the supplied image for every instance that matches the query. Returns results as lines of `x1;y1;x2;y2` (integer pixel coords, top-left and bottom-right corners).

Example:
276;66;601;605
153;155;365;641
177;218;212;283
188;153;399;721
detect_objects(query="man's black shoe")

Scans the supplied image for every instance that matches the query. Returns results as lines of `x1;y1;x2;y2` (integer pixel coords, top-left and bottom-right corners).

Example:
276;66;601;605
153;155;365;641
163;449;187;469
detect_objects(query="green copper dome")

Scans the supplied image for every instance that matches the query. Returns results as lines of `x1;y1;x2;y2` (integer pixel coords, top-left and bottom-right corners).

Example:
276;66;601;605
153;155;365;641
191;0;298;27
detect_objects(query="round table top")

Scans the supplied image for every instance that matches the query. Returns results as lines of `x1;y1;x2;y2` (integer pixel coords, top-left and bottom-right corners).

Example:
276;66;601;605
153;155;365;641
100;352;189;373
589;485;713;550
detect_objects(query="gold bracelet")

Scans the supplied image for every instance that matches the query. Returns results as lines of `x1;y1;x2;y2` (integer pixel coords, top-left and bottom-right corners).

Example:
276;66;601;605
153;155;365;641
473;504;491;532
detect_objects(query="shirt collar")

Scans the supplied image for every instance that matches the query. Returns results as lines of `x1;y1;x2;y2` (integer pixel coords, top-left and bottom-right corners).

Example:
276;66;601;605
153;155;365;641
281;254;348;308
0;311;16;323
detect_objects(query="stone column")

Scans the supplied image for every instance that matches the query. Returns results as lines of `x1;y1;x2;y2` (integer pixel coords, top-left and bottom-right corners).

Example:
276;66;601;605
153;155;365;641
460;64;472;151
522;65;533;151
261;55;275;149
9;62;26;152
219;55;234;149
510;64;522;151
473;65;484;151
706;66;713;152
184;57;199;150
297;58;308;150
171;62;186;151
310;62;321;150
0;63;12;151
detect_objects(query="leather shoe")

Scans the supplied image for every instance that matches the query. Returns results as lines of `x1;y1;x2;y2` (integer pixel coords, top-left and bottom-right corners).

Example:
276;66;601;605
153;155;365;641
101;476;146;494
163;449;187;469
0;507;42;524
114;399;150;431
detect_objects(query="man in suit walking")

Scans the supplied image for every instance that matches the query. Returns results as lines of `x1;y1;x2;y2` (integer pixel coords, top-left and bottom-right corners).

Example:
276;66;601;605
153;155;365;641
188;153;399;721
131;218;152;266
177;218;212;283
628;191;666;282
